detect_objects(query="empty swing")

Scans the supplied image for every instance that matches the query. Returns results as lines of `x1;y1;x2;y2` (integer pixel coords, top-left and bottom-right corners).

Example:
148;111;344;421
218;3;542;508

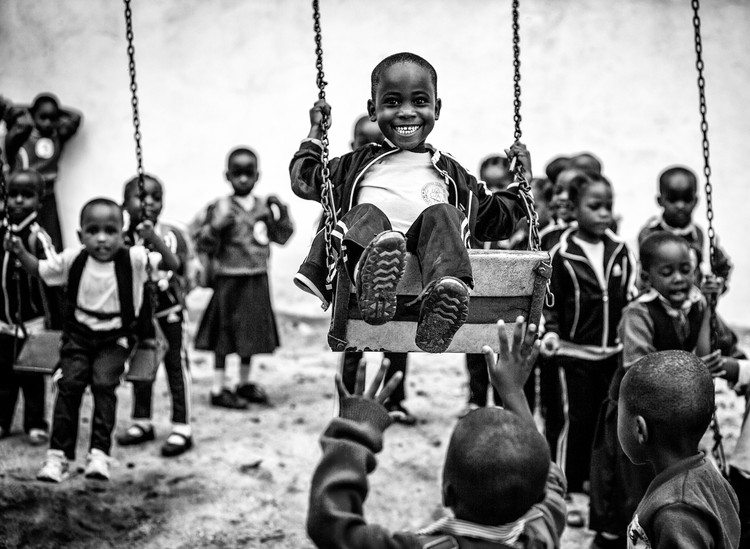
309;0;552;354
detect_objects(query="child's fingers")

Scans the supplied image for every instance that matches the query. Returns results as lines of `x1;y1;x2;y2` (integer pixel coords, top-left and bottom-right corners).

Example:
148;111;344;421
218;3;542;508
334;373;349;399
354;358;367;396
482;345;496;370
496;320;510;359
511;316;527;355
521;323;538;357
366;358;390;400
377;371;403;405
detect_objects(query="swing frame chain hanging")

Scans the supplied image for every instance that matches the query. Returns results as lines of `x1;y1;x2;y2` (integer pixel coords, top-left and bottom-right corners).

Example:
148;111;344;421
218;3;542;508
0;153;7;228
312;0;337;309
691;0;727;478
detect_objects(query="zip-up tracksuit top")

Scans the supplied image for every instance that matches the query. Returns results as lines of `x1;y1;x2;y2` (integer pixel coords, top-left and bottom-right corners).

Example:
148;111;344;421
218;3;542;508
544;227;637;360
289;139;528;304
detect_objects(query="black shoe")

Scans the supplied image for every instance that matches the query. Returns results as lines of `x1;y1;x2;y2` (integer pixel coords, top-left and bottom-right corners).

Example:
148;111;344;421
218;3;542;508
236;383;269;405
161;432;193;457
356;231;407;325
116;424;155;446
415;277;470;353
385;402;417;426
210;389;248;409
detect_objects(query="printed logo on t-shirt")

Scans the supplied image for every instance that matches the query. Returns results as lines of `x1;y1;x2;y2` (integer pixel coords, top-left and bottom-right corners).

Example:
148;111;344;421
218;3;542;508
35;137;55;159
627;514;651;549
253;221;269;245
421;182;448;205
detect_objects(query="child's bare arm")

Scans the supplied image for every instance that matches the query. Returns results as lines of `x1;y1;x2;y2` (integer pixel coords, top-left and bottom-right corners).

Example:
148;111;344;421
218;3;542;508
136;220;180;272
485;317;540;425
57;106;83;142
3;233;41;277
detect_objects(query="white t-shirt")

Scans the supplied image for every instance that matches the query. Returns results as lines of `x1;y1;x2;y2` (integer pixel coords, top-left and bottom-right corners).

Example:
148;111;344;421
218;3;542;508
572;237;606;288
355;151;449;233
39;246;159;331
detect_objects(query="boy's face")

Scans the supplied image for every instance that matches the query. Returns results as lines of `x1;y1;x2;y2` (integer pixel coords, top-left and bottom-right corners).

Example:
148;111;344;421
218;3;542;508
351;119;384;151
225;153;259;197
643;241;694;308
78;204;125;262
6;174;41;224
33;101;59;136
574;181;612;239
367;62;441;152
481;164;510;193
658;174;697;229
124;178;163;224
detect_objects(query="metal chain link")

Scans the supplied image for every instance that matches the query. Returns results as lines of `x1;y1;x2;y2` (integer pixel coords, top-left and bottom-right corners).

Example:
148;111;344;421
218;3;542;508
312;0;338;309
691;0;727;478
512;0;523;142
0;150;7;227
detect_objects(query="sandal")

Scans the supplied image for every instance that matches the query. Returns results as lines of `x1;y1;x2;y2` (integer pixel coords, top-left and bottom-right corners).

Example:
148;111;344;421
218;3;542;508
566;508;586;528
161;432;193;457
116;424;155;446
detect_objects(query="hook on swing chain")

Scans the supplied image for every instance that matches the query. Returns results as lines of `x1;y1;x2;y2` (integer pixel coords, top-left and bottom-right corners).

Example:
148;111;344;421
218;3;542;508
312;0;337;309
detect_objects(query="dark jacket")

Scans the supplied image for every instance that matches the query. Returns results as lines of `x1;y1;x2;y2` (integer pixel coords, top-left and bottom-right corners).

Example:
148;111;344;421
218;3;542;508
289;139;527;306
545;227;637;360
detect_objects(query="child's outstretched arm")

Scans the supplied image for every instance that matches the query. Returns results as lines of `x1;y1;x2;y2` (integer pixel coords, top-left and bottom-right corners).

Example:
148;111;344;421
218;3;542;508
484;317;540;426
265;195;294;245
136;220;180;272
4;233;40;277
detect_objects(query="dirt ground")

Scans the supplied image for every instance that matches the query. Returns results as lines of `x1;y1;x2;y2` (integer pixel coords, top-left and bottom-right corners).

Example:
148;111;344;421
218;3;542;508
0;293;746;549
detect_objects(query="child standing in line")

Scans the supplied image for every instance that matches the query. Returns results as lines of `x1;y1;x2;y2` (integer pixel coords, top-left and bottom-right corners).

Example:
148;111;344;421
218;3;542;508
0;169;57;444
307;318;567;548
588;232;711;549
540;172;637;511
619;350;739;548
5;198;178;482
116;174;193;457
4;93;82;250
193;147;294;409
290;52;531;353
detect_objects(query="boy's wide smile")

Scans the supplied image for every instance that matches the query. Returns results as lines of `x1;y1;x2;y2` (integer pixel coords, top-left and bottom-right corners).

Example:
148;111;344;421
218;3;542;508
394;124;421;136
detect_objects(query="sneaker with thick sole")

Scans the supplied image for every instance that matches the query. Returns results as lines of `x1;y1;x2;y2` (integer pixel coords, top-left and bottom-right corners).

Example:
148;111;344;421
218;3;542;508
210;388;248;409
84;448;111;480
415;276;470;353
37;449;69;483
236;383;269;404
356;231;407;325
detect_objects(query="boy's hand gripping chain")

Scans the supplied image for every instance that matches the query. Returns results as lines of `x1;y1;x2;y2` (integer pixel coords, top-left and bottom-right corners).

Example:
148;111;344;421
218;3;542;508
508;0;553;308
312;0;337;310
692;0;727;478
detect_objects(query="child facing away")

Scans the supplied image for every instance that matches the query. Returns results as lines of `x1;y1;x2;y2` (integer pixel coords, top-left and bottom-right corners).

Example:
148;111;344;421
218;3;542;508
4;93;82;250
116;174;194;457
540;172;637;521
193;146;294;409
0;169;57;444
290;52;531;353
307;317;567;548
4;197;179;482
588;232;713;549
618;350;740;548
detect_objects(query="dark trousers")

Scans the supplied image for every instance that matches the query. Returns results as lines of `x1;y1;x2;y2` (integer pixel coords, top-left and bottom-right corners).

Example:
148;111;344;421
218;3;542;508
556;353;619;493
50;335;129;459
730;467;750;548
131;314;190;425
0;334;48;433
338;203;473;287
341;351;408;405
589;396;654;536
465;353;500;406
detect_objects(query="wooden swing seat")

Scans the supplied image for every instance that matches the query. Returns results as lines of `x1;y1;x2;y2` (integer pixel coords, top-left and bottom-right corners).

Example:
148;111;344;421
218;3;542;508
328;248;551;353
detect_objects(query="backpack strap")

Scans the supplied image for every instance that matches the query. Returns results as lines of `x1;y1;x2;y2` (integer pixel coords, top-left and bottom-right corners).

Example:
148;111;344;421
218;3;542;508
419;535;460;549
65;249;89;321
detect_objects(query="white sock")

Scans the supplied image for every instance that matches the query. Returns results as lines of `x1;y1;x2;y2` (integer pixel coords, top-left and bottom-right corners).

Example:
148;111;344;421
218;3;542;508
171;423;192;437
212;369;227;395
238;363;251;385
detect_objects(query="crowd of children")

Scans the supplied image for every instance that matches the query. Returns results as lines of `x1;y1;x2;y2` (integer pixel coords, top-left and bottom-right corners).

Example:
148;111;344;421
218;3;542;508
1;49;748;549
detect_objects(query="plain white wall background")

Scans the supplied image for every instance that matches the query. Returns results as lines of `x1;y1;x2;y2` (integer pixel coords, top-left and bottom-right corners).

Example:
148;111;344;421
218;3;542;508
2;0;749;323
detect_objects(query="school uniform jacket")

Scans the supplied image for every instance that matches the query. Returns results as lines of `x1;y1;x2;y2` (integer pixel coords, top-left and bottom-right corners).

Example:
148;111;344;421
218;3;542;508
545;227;637;361
289;139;527;306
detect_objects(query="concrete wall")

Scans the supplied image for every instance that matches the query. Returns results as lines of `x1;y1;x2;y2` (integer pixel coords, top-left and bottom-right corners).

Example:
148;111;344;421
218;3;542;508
2;0;749;323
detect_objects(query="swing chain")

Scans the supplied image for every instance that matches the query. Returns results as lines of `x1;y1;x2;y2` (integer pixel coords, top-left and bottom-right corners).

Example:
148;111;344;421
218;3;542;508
512;0;522;142
692;0;727;478
124;0;147;205
312;0;337;309
0;152;7;227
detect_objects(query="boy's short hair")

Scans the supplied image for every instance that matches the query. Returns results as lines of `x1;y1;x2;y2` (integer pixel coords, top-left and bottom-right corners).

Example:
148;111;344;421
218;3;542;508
639;231;690;271
443;407;550;525
567;171;612;206
371;52;437;100
544;156;570;183
123;173;163;200
30;92;60;114
226;146;258;167
80;198;123;226
8;169;45;196
621;350;713;448
658;166;697;195
478;154;510;178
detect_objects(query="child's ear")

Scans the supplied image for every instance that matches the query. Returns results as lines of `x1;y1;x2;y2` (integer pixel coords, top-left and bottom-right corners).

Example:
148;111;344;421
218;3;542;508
367;99;376;122
640;269;651;287
77;229;83;244
656;195;664;209
636;415;649;446
434;98;442;120
224;170;230;182
442;483;455;509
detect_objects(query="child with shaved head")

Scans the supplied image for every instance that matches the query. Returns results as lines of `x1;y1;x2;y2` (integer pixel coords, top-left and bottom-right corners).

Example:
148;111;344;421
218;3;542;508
619;350;739;548
307;318;567;548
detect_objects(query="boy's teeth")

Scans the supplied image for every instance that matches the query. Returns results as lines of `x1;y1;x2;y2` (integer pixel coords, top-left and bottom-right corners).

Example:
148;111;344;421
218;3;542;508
395;125;420;135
